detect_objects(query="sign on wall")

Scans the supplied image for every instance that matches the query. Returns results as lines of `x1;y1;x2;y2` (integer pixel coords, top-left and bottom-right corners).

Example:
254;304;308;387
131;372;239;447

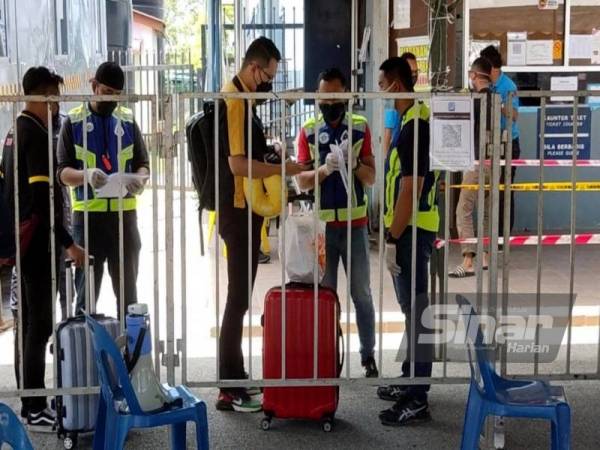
537;106;591;160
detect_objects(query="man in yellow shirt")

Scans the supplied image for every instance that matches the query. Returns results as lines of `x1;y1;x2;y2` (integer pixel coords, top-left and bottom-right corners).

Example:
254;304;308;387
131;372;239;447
216;37;306;413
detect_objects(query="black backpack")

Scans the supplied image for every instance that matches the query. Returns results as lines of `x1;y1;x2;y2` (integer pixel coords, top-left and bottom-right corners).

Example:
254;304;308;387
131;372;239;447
186;100;230;254
186;101;217;212
0;132;15;266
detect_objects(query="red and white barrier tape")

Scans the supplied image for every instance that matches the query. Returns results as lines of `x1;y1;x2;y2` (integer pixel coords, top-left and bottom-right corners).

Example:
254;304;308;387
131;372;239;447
476;159;600;167
434;233;600;249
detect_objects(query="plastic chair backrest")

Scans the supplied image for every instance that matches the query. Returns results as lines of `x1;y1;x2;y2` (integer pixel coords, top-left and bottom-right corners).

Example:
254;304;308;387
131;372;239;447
0;402;34;450
84;315;144;415
456;295;498;400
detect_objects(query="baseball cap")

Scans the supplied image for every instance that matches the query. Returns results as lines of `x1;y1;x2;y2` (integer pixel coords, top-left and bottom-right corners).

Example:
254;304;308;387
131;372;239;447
94;61;125;91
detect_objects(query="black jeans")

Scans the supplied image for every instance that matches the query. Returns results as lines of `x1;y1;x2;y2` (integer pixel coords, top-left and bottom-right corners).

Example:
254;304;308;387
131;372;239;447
391;227;436;401
499;138;521;238
17;230;59;414
72;211;141;317
218;206;262;382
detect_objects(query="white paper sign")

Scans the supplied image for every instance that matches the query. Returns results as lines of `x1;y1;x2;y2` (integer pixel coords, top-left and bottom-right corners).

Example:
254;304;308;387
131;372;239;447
538;0;559;10
569;35;592;60
592;30;600;65
507;32;527;66
550;76;578;103
393;0;410;30
526;40;553;65
96;173;149;198
430;97;474;172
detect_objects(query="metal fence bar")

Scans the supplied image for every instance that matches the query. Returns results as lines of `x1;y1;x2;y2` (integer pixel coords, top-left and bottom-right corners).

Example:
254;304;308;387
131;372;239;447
279;98;287;381
500;94;515;376
534;98;546;376
376;97;385;375
12;102;24;396
247;99;254;381
47;104;58;392
165;95;176;385
475;94;486;313
410;102;420;381
151;98;161;380
214;98;221;383
117;115;125;330
346;98;353;380
313;109;319;380
566;100;579;375
179;93;188;384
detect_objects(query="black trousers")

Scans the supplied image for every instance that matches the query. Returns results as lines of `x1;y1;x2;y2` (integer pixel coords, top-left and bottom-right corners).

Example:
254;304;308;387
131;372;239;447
218;206;262;382
498;138;521;238
17;230;58;414
72;211;141;317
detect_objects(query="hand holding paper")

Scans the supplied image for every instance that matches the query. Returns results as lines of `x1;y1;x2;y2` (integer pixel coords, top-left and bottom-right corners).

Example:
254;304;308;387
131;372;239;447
95;173;149;198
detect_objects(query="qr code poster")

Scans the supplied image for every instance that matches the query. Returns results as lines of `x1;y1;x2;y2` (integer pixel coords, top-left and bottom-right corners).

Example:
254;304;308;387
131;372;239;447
430;96;475;172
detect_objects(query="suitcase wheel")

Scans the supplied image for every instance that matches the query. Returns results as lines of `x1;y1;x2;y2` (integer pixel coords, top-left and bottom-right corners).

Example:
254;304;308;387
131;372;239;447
63;433;77;450
261;416;272;431
321;418;333;433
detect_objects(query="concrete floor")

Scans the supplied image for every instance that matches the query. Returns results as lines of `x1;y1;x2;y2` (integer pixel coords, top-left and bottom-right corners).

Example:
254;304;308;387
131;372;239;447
1;380;598;449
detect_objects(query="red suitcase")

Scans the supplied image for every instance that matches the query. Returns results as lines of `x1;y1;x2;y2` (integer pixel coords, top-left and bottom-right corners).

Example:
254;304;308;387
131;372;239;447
261;283;342;432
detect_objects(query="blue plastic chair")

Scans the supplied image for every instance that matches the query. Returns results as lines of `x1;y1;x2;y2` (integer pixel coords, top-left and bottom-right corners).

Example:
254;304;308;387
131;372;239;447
0;403;34;450
84;315;209;450
457;295;571;450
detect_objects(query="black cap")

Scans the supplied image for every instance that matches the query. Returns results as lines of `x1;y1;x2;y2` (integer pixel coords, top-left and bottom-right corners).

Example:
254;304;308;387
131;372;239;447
94;61;125;91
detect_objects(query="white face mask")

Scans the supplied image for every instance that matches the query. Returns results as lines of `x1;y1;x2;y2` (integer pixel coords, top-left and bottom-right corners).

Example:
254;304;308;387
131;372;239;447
383;82;397;109
468;78;475;91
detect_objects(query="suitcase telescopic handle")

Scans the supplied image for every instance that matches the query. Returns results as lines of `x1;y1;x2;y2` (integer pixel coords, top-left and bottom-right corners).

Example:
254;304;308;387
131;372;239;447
65;255;95;318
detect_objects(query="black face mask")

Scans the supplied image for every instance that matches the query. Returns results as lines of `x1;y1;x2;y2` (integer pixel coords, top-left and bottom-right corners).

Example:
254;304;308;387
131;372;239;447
320;102;346;125
96;101;117;116
256;81;273;93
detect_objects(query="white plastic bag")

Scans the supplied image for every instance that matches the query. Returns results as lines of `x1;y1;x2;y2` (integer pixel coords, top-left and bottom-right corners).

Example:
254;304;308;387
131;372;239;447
279;213;326;284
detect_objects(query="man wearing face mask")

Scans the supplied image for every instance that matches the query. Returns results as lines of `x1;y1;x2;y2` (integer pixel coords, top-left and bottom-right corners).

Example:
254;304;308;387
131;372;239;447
215;37;307;413
376;57;439;426
383;52;424;157
58;61;149;316
450;57;493;278
296;68;378;378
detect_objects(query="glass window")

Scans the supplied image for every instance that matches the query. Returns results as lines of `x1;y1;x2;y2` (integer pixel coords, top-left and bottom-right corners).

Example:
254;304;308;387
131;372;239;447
470;1;565;67
55;0;68;55
568;1;600;66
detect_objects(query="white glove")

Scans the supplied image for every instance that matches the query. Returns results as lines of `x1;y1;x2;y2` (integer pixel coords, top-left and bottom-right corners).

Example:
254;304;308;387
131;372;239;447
322;151;341;176
86;168;108;189
126;178;145;196
334;139;357;170
385;241;402;276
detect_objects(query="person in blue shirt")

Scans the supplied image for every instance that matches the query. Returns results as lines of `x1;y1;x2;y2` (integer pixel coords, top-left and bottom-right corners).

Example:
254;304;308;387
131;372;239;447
383;52;420;156
480;45;520;237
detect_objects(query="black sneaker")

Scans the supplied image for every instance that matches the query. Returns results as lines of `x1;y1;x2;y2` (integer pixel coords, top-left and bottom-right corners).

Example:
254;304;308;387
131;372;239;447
26;408;57;433
258;251;271;264
379;397;431;426
215;389;262;413
362;357;379;378
377;384;408;402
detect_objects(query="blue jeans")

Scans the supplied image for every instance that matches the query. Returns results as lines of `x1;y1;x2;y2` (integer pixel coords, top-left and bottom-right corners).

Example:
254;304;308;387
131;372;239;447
322;224;375;362
391;226;435;401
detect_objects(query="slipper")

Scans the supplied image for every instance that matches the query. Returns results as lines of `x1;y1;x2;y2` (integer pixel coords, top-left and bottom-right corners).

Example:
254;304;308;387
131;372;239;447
448;265;475;278
482;266;489;271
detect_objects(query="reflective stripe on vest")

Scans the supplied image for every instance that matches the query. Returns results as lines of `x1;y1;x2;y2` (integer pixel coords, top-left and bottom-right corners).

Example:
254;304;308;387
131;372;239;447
384;103;439;232
303;113;369;223
69;104;137;212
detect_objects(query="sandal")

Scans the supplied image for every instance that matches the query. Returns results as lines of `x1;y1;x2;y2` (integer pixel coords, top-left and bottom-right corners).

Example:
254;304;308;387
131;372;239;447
449;265;475;278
